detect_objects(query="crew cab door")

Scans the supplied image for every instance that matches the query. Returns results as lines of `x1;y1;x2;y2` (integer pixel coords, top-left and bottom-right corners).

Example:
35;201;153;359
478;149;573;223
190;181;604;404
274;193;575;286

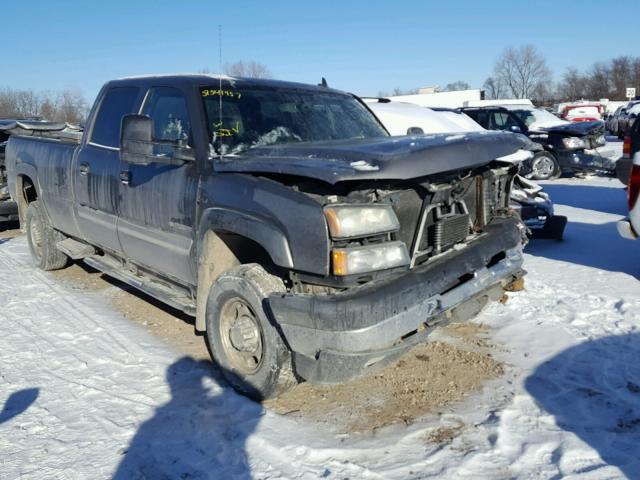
74;86;142;252
117;86;198;285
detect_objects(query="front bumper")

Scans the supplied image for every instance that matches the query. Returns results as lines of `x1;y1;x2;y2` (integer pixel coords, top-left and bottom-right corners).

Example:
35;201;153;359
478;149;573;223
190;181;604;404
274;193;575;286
0;200;18;222
269;218;525;384
557;150;615;173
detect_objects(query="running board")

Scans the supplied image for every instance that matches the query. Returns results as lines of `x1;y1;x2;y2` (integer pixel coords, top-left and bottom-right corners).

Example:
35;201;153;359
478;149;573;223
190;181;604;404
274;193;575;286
56;238;96;259
83;255;196;316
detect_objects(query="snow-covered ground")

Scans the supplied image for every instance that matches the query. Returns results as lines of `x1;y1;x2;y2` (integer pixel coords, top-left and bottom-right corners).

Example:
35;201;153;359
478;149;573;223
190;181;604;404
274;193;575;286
1;175;639;479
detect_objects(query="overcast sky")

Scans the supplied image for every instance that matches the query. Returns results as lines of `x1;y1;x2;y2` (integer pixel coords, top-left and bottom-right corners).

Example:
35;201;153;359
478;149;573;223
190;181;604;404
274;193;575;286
3;0;638;102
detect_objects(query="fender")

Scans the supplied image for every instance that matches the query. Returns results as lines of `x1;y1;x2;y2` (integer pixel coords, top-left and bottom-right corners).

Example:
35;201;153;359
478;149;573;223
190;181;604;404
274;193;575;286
193;207;294;331
12;162;41;225
197;207;294;269
12;161;39;198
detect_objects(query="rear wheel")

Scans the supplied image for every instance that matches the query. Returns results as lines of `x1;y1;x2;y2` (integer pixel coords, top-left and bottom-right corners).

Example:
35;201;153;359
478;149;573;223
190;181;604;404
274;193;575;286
205;264;296;400
25;201;68;270
530;152;560;180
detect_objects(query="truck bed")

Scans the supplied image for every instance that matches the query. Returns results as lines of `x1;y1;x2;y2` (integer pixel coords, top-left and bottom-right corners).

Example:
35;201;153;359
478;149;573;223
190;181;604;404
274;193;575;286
6;135;80;236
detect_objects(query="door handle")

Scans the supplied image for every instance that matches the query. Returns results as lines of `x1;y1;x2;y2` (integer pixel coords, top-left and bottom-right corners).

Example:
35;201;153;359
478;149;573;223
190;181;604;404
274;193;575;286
79;162;90;175
119;170;131;185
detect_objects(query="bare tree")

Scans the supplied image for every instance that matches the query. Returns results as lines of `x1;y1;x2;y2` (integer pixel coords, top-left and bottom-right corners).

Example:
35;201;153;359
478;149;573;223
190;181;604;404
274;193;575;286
223;60;273;79
493;45;552;99
0;87;89;123
585;62;611;100
391;87;419;96
443;81;470;92
556;68;587;101
482;77;506;100
55;88;89;123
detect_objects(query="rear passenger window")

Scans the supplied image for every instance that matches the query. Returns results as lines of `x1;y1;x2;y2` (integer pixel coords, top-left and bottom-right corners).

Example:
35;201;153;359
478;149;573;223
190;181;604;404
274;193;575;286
91;87;140;148
142;87;191;143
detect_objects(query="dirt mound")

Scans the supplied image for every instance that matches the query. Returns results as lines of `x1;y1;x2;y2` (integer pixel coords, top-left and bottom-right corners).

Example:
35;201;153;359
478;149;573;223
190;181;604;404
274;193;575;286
267;337;503;433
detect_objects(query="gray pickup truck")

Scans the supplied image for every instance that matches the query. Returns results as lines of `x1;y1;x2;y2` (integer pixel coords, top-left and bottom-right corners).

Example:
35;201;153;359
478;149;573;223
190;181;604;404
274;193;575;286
6;75;527;399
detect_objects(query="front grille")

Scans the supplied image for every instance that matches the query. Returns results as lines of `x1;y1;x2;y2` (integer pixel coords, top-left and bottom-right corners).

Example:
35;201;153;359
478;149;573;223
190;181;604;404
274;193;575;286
431;213;470;251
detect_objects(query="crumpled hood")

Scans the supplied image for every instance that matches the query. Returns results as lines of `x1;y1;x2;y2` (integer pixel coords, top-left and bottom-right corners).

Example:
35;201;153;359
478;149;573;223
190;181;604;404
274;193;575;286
538;120;605;137
215;131;527;184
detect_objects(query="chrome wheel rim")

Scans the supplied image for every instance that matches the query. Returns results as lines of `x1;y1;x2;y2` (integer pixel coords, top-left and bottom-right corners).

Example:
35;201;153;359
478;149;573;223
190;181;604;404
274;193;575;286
219;298;264;375
532;156;555;179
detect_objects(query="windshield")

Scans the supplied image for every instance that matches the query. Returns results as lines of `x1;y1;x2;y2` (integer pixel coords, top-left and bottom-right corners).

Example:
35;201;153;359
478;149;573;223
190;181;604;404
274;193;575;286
511;108;563;128
201;85;387;155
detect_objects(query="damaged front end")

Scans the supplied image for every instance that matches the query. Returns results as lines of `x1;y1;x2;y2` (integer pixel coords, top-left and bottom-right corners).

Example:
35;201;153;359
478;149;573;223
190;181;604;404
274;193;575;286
269;160;526;384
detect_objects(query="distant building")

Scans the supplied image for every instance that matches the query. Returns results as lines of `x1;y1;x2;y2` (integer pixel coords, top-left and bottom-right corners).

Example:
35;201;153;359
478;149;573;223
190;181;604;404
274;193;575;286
389;89;484;109
417;86;439;95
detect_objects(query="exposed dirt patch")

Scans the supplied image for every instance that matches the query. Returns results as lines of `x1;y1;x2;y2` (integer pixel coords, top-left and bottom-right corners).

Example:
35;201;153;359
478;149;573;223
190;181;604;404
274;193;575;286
427;420;466;445
51;261;209;361
441;322;495;349
267;340;503;433
48;257;504;433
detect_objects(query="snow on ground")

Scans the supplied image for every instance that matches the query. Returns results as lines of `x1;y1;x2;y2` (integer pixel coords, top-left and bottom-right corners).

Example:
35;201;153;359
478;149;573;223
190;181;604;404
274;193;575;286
1;174;640;479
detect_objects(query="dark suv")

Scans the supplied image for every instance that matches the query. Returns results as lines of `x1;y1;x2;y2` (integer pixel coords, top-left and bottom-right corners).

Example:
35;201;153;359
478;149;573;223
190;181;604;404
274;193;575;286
462;106;608;180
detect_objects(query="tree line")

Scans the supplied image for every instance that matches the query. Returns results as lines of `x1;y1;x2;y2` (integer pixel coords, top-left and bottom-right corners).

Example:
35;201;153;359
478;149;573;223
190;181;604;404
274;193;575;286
378;46;640;105
3;51;639;123
484;46;640;104
0;87;89;124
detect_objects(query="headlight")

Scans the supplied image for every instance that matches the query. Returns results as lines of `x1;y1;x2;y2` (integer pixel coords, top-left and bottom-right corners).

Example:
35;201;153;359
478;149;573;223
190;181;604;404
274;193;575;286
0;186;9;201
324;204;400;239
562;137;586;149
332;241;410;276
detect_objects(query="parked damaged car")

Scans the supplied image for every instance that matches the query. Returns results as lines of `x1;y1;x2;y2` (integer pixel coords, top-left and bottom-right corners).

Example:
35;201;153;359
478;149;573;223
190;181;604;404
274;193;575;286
6;75;528;399
462;105;609;180
0;120;20;224
365;99;566;240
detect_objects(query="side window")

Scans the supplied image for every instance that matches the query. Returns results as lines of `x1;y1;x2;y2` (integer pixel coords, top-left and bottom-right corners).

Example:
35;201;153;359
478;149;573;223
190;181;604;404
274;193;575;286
91;87;140;148
467;111;489;129
489;112;509;130
142;87;192;143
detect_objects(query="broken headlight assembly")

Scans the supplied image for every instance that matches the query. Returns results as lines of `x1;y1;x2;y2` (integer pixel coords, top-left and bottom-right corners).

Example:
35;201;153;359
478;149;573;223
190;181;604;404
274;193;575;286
324;204;410;276
562;137;586;150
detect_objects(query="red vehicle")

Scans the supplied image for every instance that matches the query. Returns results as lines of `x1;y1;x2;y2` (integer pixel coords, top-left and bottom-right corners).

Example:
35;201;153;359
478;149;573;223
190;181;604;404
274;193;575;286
561;104;603;122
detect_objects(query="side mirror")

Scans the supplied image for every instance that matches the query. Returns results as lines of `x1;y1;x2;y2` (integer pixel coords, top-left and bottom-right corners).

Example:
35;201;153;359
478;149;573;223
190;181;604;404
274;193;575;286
510;125;522;133
120;114;153;165
407;126;424;135
120;114;195;165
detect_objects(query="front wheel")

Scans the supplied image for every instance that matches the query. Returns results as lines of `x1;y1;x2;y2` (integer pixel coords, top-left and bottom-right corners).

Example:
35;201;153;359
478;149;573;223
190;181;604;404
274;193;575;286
205;264;297;400
25;201;68;271
530;152;560;180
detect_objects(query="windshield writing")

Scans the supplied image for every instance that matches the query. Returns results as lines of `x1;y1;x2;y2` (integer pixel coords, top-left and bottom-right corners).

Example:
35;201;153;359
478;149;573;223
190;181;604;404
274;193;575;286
201;85;387;155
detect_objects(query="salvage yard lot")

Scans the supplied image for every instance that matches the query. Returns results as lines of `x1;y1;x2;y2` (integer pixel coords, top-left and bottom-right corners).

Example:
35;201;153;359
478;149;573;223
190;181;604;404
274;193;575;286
1;176;639;479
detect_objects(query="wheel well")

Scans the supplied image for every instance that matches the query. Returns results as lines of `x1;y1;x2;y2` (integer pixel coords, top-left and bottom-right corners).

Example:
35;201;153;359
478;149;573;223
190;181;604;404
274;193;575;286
16;175;37;225
195;231;282;331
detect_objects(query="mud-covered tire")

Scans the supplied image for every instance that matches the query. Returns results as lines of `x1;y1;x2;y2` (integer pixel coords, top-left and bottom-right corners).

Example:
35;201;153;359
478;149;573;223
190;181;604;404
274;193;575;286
25;201;68;271
205;264;297;400
530;152;561;180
